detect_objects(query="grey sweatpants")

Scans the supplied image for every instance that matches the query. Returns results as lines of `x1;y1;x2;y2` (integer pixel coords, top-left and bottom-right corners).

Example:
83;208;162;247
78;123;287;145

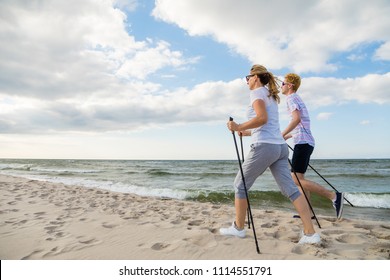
234;143;301;201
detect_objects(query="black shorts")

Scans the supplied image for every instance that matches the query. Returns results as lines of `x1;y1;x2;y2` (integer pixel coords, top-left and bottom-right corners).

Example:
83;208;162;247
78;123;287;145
291;144;314;174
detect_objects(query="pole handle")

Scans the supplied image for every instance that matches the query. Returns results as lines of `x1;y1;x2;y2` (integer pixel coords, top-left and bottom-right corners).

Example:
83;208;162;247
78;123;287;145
229;117;235;135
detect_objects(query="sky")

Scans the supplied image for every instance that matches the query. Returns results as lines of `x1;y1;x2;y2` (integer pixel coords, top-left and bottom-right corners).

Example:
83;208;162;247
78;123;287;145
0;0;389;160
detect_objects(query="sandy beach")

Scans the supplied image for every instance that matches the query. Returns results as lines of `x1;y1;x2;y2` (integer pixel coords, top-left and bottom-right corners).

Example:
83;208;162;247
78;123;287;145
0;174;389;260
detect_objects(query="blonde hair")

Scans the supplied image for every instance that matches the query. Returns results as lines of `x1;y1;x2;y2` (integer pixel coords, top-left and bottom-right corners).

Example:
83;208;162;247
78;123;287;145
284;73;301;91
250;64;280;103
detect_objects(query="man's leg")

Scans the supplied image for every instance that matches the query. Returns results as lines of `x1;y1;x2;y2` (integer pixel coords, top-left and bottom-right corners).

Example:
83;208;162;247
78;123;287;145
292;172;335;201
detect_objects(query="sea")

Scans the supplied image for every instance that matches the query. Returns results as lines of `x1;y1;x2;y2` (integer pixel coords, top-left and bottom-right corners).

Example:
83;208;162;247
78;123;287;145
0;158;389;222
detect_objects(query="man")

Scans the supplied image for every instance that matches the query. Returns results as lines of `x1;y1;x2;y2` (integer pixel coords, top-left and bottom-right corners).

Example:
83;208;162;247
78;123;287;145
281;73;343;219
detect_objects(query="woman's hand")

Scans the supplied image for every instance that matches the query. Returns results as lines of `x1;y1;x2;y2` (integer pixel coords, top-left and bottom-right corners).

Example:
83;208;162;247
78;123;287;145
227;120;239;132
227;121;251;136
239;130;251;137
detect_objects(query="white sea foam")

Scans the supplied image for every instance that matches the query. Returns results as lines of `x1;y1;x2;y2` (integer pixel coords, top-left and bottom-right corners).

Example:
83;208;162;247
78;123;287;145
6;173;190;200
345;193;390;209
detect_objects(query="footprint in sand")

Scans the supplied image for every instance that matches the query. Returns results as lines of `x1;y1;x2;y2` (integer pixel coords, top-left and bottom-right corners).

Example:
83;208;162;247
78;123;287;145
44;226;58;234
55;232;66;238
370;228;390;240
21;249;44;260
336;233;369;244
291;243;324;256
321;229;345;236
43;237;102;257
14;219;28;226
261;222;278;228
184;234;218;248
50;220;65;226
102;222;118;229
291;245;314;255
121;215;140;220
78;237;100;245
188;220;203;226
353;224;375;230
170;219;181;225
272;229;298;241
151;242;170;251
366;242;390;259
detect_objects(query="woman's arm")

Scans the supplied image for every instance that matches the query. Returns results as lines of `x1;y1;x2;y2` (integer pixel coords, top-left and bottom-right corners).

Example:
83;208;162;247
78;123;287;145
227;99;267;133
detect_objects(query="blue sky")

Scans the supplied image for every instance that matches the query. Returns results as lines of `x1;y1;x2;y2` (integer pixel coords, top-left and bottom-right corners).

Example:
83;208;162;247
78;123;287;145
0;0;389;160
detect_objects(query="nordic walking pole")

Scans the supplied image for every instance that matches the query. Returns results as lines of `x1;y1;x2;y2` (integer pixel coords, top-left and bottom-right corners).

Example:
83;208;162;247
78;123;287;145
307;163;354;207
287;144;354;207
239;133;251;229
229;117;260;254
288;159;321;228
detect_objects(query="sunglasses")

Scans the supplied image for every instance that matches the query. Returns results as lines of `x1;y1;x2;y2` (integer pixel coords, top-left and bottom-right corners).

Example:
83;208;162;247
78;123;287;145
282;81;293;86
245;74;255;82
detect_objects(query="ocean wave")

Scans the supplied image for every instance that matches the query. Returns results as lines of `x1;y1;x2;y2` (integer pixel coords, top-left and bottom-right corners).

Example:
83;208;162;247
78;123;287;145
30;168;103;174
4;173;190;200
0;163;103;175
145;169;236;178
0;164;34;171
146;169;176;176
323;173;390;179
345;193;390;209
189;190;293;207
189;191;390;210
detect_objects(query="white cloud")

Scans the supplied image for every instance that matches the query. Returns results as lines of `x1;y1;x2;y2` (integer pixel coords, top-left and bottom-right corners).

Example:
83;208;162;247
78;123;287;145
153;0;390;72
116;40;199;80
0;78;247;133
0;0;199;100
298;73;390;109
316;112;333;120
360;120;371;125
374;42;390;61
0;0;389;137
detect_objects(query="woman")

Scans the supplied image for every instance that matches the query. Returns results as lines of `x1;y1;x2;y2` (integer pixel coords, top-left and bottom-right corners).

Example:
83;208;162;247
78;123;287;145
220;64;320;244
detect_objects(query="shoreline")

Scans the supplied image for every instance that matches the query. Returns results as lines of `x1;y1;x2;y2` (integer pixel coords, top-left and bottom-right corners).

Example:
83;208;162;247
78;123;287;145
1;174;389;260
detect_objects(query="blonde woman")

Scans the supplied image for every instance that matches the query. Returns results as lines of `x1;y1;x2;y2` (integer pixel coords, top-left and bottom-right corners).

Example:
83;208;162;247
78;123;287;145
220;65;320;244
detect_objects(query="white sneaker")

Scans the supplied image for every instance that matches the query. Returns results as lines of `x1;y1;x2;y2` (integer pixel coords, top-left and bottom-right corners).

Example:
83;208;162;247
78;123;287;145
298;233;321;244
219;222;246;238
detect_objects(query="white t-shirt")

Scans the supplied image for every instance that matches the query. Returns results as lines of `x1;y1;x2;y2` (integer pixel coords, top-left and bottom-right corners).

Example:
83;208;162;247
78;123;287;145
286;93;315;147
247;87;285;145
